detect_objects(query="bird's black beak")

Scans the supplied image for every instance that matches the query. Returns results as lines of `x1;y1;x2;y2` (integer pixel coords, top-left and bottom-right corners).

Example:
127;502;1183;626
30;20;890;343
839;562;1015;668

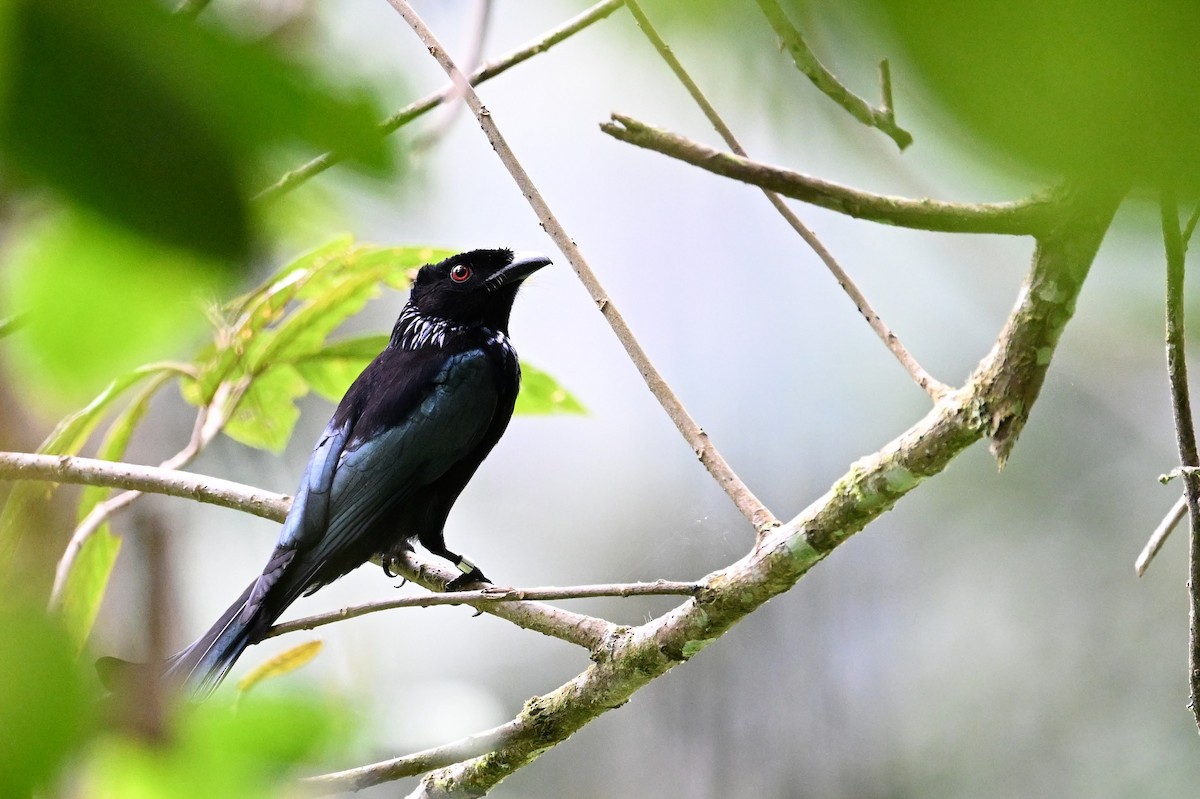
485;251;552;291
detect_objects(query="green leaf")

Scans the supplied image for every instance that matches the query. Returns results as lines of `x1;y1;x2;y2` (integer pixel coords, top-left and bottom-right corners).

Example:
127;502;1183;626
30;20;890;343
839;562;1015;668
58;371;177;652
292;334;388;402
243;245;439;371
516;364;587;415
0;0;392;259
0;607;94;797
222;364;310;453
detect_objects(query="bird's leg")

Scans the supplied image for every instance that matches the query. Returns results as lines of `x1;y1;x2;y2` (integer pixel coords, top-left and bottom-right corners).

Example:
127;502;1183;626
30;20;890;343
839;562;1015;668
427;545;489;590
444;554;489;591
416;530;490;590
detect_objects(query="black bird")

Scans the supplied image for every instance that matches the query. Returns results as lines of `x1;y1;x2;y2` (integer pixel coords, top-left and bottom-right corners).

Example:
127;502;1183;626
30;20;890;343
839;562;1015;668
161;248;550;697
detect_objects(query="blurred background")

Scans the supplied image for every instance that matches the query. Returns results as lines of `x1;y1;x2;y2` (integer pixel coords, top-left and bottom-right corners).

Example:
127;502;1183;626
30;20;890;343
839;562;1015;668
1;0;1198;796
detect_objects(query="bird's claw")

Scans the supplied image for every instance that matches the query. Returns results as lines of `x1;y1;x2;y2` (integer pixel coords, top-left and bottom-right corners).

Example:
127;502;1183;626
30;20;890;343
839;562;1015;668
446;567;489;592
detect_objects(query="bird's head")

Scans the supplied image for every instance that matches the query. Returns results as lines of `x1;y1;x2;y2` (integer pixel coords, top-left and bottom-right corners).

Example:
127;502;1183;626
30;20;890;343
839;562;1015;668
409;249;551;331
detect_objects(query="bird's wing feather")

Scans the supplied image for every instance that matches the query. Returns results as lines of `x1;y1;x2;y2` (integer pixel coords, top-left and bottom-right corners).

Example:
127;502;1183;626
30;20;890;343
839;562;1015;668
244;347;499;619
313;348;500;564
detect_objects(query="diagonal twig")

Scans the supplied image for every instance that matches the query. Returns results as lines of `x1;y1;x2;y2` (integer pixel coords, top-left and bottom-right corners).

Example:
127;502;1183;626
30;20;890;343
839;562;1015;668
755;0;912;150
385;0;777;535
1136;494;1187;577
255;0;625;202
622;0;949;401
1160;188;1200;733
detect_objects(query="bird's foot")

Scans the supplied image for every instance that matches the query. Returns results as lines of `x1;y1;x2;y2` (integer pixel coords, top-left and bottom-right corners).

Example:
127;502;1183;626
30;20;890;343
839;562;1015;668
445;557;489;591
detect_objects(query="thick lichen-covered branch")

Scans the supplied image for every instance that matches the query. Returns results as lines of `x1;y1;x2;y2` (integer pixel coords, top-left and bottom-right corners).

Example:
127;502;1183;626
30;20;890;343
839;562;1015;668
601;114;1057;236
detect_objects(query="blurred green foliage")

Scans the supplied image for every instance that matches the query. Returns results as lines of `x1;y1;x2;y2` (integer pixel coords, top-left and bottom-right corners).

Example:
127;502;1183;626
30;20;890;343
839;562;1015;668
2;209;225;404
834;0;1200;190
0;607;94;797
81;693;345;799
0;0;399;416
0;0;391;260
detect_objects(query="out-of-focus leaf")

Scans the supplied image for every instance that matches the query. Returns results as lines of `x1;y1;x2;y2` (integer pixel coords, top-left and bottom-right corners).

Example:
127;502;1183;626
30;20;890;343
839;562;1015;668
0;607;94;797
0;0;392;260
843;0;1200;190
82;693;343;799
2;209;226;407
59;372;176;652
236;640;323;697
516;364;587;415
186;240;436;410
293;334;389;402
222;364;309;453
243;245;438;371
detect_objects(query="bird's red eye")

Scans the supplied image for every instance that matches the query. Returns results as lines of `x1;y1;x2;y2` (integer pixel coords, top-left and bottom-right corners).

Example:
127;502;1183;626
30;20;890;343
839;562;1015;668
450;264;472;283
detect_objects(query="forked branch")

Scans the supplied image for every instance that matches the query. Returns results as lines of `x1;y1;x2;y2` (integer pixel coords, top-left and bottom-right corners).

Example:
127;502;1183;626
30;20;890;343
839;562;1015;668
755;0;912;150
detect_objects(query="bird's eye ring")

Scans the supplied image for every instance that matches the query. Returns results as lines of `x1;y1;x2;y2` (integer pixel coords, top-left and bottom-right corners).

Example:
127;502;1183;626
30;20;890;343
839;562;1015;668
449;264;472;283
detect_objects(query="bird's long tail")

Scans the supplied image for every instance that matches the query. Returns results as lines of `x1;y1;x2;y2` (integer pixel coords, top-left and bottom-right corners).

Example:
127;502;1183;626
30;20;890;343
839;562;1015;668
160;580;267;699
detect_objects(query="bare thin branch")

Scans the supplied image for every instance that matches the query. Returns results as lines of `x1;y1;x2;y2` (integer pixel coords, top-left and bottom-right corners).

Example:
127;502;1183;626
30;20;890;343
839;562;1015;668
1136;495;1187;577
600;114;1056;237
268;580;700;638
385;0;777;535
623;0;949;400
255;0;625;201
755;0;911;150
1160;188;1200;733
0;451;291;522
